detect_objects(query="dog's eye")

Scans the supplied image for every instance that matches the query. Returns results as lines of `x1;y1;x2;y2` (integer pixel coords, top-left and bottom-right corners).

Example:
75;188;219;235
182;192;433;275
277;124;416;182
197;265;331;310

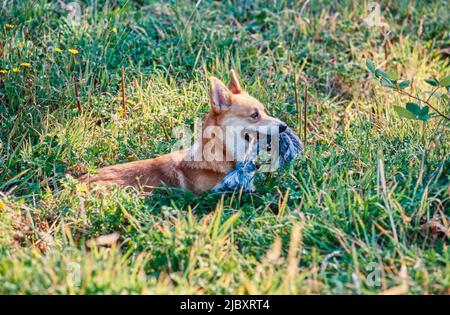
250;111;259;120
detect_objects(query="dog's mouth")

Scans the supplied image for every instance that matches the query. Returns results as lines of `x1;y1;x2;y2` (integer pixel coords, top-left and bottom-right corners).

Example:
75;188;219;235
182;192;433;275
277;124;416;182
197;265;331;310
244;132;272;151
266;134;272;152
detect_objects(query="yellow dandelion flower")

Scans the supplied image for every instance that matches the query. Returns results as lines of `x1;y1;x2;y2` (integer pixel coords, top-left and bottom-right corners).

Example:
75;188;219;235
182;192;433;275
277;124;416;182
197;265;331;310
0;69;7;74
0;200;5;211
12;68;20;73
112;27;117;33
21;62;31;67
68;49;79;55
5;24;14;29
54;48;63;53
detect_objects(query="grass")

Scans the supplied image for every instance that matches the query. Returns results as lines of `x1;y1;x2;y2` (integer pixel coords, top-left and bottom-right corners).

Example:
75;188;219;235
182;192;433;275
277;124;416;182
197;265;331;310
0;0;449;294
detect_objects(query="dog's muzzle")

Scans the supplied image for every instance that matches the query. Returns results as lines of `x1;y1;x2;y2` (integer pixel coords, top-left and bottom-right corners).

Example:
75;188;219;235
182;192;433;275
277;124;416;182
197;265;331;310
254;127;302;165
216;124;303;193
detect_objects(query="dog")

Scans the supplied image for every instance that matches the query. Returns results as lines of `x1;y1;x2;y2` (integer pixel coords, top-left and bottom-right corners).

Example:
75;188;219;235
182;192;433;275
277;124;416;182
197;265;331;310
78;70;290;194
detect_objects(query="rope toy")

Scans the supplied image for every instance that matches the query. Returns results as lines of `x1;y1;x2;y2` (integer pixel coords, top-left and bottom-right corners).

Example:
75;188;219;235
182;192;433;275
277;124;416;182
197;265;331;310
277;127;303;167
214;126;303;193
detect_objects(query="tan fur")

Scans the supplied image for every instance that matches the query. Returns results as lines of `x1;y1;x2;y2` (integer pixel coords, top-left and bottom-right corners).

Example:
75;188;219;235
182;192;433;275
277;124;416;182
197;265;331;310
78;71;282;194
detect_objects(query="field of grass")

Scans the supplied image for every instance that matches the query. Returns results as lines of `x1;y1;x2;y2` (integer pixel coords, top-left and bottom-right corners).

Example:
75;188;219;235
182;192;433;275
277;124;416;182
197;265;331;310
0;0;449;294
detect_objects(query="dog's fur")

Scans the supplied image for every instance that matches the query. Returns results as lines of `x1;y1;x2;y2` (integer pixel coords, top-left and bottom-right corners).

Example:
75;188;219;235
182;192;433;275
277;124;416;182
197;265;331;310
78;71;284;194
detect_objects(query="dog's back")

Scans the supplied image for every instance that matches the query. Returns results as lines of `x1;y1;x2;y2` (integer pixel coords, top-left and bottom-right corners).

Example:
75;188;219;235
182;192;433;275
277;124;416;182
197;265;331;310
78;151;186;191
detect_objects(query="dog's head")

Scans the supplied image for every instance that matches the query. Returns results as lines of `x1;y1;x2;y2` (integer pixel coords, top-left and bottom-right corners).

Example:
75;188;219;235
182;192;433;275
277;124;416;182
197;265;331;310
209;70;287;134
204;70;287;162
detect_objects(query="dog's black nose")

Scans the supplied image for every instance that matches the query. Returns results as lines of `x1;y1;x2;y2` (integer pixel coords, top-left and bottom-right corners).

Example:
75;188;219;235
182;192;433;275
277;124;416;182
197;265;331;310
279;123;287;133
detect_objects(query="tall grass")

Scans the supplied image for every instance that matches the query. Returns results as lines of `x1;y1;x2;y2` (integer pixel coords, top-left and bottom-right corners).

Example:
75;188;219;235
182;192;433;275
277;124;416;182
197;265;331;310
0;0;448;294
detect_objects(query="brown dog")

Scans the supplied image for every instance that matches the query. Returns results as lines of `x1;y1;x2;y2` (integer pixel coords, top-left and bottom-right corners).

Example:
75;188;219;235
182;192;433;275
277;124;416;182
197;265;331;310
78;71;286;193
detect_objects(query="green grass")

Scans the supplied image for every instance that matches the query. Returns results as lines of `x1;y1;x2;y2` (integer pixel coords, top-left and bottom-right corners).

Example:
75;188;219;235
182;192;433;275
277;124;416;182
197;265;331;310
0;0;449;294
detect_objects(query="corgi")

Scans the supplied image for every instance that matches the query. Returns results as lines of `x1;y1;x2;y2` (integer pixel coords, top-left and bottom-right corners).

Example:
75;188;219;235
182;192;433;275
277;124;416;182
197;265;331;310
78;70;287;194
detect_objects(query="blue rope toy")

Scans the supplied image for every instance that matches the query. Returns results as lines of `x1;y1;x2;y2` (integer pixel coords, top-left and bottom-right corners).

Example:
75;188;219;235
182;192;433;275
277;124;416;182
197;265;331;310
214;127;302;193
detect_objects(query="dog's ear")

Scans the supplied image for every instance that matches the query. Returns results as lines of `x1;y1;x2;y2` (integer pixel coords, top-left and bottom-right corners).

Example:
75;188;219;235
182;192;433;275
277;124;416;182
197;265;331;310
229;69;242;94
210;76;232;113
